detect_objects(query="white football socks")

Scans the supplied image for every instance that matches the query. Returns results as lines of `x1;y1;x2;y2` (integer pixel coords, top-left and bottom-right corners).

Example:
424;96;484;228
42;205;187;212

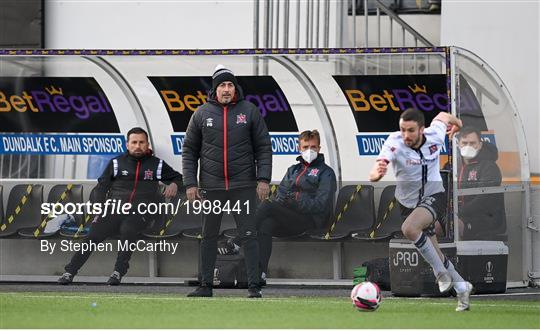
414;232;446;276
444;256;468;294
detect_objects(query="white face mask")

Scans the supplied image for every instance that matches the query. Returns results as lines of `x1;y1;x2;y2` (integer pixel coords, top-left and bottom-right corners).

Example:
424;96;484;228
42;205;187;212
301;149;318;163
460;145;479;160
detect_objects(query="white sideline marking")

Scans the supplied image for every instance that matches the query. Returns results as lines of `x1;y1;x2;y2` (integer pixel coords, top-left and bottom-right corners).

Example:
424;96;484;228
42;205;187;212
474;292;540;297
0;293;539;309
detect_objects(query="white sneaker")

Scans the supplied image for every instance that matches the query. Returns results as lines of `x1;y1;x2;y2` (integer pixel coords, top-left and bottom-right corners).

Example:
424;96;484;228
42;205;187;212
436;271;453;293
456;282;473;312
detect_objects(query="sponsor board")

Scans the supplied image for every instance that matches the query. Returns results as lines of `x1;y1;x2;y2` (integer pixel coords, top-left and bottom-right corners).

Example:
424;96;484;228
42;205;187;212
171;133;299;155
333;74;448;133
151;76;300;155
149;75;298;132
356;133;495;156
0;77;120;133
0;134;125;155
334;74;490;156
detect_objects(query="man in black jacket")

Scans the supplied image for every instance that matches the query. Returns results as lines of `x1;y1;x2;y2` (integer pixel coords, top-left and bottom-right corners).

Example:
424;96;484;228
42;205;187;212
256;129;337;279
183;65;272;298
452;126;506;239
58;127;183;285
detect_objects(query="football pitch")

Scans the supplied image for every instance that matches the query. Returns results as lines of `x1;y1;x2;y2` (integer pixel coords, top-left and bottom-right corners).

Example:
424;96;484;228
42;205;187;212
1;291;539;328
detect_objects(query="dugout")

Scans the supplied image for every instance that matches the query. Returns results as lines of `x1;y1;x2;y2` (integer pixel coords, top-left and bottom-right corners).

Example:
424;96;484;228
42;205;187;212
0;47;536;288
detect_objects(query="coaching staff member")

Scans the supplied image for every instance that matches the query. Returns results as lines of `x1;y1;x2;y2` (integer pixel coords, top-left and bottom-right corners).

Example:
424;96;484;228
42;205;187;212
58;127;183;285
183;65;272;298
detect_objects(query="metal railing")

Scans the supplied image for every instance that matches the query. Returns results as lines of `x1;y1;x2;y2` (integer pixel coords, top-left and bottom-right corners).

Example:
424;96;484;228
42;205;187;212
253;0;435;51
373;0;434;47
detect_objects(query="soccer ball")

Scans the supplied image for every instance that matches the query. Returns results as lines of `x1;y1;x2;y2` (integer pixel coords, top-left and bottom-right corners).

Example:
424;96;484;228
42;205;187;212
350;281;382;311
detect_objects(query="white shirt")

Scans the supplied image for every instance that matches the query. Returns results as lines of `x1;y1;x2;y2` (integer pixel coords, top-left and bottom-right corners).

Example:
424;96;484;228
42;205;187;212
377;120;446;208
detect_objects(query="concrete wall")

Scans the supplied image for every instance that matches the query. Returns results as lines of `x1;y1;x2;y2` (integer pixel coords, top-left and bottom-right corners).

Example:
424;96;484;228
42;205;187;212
45;0;254;49
441;2;540;174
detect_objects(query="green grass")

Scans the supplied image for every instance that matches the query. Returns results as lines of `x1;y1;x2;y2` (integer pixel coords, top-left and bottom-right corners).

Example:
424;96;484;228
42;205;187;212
1;292;539;328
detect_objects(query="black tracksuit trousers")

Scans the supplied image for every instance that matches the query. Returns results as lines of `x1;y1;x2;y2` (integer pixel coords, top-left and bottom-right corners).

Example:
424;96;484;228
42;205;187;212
64;213;147;276
256;200;315;274
199;188;260;289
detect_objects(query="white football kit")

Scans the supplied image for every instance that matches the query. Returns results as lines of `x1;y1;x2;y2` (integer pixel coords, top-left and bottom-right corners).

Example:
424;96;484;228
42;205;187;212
377;119;446;209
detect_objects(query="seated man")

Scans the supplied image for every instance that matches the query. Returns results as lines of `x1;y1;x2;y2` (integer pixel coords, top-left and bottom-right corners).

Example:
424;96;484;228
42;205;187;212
438;126;506;240
256;129;337;279
58;127;183;285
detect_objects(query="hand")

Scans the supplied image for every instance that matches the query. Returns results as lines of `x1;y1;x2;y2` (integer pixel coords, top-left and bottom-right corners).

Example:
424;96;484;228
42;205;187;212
186;186;201;202
375;159;388;178
447;124;461;139
162;183;178;199
447;118;462;139
256;181;270;201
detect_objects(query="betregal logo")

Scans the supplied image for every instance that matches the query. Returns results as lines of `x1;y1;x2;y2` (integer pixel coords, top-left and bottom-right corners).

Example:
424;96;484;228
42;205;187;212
0;85;112;120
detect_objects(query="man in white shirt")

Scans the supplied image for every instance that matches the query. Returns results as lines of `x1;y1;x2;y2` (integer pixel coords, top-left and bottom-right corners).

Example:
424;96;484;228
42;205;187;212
369;108;473;312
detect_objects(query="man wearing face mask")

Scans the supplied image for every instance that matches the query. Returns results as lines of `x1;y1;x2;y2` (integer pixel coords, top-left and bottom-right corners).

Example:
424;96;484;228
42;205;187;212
444;126;506;239
254;129;337;280
183;65;272;298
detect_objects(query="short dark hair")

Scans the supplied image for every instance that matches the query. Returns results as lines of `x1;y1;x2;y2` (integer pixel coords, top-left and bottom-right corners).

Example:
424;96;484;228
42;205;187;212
459;126;481;141
126;127;149;142
400;108;425;127
299;129;321;145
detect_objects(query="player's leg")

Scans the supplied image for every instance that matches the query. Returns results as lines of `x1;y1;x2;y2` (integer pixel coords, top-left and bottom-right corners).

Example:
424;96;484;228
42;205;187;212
401;206;452;292
231;188;262;297
256;201;278;276
188;190;224;297
59;215;118;284
428;234;473;311
425;192;473;310
110;215;148;285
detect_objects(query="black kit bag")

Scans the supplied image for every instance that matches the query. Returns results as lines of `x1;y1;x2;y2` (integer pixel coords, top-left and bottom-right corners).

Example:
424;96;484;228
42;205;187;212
362;257;391;291
213;254;248;289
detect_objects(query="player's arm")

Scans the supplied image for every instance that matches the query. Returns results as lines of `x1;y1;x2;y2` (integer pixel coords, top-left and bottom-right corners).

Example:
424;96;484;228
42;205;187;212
370;134;395;182
432;112;463;138
369;159;389;182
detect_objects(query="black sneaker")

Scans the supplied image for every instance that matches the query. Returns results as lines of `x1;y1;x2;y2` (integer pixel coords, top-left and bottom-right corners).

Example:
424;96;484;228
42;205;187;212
248;287;262;298
187;285;213;297
58;272;73;285
217;239;240;255
107;271;122;286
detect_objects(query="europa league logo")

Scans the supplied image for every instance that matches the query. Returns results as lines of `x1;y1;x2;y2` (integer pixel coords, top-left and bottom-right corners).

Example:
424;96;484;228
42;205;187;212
486;261;494;273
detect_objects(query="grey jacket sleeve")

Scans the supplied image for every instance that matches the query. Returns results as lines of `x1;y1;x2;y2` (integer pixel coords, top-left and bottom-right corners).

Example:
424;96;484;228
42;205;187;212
250;105;273;182
182;111;202;189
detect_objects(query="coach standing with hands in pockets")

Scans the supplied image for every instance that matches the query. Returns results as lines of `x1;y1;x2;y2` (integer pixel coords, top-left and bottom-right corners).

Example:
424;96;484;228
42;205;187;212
182;65;272;298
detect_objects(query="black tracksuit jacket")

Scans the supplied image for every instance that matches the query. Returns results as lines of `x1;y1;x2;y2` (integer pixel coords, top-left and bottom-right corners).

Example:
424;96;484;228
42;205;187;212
182;86;272;191
276;154;337;229
93;151;183;205
456;142;506;235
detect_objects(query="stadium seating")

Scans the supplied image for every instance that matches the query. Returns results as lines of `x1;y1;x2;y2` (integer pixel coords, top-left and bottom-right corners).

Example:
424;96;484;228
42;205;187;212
18;184;83;238
352;185;403;241
222;184;280;240
0;184;43;238
59;186;98;239
181;213;239;240
310;185;376;240
143;193;189;239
